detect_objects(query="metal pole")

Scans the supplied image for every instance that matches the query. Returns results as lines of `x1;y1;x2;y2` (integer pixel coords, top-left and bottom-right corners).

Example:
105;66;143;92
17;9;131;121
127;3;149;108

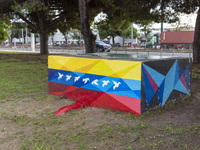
160;0;164;50
22;28;24;48
131;23;133;49
26;24;28;45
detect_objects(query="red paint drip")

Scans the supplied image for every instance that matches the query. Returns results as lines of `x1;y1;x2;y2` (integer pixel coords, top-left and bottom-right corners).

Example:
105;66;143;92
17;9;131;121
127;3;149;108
55;101;89;116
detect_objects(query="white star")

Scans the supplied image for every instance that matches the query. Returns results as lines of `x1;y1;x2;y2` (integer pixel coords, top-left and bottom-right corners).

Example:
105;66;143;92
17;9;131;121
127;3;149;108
74;76;80;82
102;80;110;87
112;81;121;90
83;78;90;84
92;79;99;85
66;75;72;81
58;72;63;80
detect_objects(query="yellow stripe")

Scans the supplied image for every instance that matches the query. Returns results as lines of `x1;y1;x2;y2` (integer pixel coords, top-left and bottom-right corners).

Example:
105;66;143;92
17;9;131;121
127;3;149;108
48;56;141;81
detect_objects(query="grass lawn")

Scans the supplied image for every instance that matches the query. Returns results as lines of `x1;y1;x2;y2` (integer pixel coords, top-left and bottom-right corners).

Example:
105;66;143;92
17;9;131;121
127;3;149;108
0;52;200;150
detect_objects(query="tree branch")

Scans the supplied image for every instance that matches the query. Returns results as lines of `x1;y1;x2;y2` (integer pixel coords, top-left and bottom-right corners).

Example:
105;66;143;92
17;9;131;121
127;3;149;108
48;13;70;29
15;12;38;32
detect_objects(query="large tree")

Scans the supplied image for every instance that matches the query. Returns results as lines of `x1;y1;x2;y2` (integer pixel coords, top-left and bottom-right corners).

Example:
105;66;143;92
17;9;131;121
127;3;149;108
11;0;80;54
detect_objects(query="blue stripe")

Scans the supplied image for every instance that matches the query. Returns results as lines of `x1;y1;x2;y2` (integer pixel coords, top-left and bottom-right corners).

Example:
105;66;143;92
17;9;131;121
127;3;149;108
48;69;141;99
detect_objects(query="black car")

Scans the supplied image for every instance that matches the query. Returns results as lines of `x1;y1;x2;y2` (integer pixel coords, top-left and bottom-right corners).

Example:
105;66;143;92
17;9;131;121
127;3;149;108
95;41;112;52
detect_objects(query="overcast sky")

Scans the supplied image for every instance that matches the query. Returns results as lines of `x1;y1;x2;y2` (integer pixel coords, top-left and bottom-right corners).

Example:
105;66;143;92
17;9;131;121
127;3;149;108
154;13;197;29
133;13;197;31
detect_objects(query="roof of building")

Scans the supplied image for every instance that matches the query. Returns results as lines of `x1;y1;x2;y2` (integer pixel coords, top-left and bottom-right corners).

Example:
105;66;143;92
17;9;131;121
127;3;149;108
161;31;194;44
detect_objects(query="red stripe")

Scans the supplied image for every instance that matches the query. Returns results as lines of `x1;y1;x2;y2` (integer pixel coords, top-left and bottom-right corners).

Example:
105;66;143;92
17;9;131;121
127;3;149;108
49;82;141;115
180;75;189;92
143;67;158;93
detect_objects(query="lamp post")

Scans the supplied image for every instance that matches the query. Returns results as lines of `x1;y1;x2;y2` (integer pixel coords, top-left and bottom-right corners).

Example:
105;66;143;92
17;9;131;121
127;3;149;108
22;27;24;47
131;23;133;49
160;0;164;49
26;24;28;45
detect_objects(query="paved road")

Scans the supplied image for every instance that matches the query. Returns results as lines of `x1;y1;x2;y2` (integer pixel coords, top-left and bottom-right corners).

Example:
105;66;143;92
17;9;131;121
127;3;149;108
0;47;193;58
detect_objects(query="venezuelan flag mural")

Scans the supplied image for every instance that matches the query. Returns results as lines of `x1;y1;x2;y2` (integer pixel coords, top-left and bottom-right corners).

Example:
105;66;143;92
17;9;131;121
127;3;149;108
48;55;142;115
48;55;192;115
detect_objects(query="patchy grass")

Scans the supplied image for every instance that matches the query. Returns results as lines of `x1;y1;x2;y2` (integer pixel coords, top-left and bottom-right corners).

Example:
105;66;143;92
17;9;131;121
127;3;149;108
0;52;200;150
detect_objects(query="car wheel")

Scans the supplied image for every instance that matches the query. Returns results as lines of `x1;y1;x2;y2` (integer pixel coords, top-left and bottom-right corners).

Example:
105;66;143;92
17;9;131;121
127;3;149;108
96;47;100;52
99;47;104;52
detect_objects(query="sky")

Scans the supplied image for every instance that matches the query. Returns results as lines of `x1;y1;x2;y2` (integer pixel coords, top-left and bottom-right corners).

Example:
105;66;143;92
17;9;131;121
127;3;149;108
133;13;197;31
153;13;197;29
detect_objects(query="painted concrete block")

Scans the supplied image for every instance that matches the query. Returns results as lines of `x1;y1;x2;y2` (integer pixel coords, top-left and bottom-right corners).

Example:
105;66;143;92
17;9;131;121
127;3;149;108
48;54;192;115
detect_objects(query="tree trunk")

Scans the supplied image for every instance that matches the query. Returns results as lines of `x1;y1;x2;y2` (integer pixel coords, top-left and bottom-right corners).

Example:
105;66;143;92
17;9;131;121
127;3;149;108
40;32;48;55
193;9;200;64
122;36;125;47
112;36;115;45
38;11;49;55
79;0;96;53
64;35;68;43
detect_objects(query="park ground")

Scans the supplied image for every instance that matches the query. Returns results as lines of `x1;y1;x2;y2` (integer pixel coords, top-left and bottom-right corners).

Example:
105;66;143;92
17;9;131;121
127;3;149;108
0;52;200;150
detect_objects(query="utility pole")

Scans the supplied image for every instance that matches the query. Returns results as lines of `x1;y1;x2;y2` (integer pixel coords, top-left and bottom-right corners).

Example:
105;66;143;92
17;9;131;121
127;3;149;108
160;0;164;49
22;27;24;47
161;0;164;33
26;24;28;44
131;23;133;49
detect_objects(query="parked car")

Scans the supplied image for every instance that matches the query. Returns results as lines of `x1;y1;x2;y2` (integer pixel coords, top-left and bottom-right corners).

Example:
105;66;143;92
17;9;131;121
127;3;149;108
54;43;61;46
95;41;112;52
61;43;70;47
102;40;110;44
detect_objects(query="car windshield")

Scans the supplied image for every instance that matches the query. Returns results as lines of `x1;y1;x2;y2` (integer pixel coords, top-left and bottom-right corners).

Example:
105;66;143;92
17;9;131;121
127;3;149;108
96;41;105;44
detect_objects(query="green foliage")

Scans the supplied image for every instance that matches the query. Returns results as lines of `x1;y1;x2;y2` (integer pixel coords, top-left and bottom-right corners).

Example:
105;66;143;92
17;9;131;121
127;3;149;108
12;0;48;14
123;25;138;39
69;29;81;40
95;18;138;44
138;21;153;37
0;15;10;44
170;0;199;14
